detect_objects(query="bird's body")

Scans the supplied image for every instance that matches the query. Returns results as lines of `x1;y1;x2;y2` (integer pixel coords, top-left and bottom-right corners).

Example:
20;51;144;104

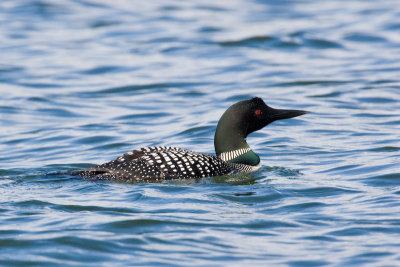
75;146;259;182
73;97;307;182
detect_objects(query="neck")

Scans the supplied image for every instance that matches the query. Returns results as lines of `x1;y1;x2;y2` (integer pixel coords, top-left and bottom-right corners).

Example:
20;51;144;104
218;145;260;166
214;112;260;166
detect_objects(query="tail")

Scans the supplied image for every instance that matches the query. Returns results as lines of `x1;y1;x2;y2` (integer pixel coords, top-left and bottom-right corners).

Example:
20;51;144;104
70;168;110;179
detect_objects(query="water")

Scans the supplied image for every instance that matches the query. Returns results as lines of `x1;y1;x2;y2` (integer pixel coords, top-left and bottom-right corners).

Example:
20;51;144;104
1;0;400;266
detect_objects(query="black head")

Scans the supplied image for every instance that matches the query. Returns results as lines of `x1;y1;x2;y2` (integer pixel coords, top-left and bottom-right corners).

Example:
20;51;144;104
244;97;308;135
214;97;308;156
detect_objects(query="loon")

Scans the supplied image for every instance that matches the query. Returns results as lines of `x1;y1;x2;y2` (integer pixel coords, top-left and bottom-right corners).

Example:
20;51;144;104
73;97;307;182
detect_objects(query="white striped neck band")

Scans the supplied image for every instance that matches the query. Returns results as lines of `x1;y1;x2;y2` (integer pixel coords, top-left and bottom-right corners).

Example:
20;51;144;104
218;147;251;161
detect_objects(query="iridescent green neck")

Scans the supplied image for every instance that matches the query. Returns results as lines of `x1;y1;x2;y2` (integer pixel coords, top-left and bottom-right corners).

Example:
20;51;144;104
214;106;260;166
218;147;260;166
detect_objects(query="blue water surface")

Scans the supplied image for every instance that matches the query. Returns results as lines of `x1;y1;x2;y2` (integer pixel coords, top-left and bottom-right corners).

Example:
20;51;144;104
1;0;400;266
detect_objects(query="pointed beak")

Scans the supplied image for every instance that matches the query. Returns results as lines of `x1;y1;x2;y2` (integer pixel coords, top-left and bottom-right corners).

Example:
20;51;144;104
269;108;308;121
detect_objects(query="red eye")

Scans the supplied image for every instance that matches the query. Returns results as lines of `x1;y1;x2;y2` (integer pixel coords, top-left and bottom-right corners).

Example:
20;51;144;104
255;109;262;116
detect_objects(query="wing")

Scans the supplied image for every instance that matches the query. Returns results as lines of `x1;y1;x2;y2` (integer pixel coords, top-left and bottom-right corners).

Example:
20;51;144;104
139;147;233;179
73;146;233;182
72;147;165;182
